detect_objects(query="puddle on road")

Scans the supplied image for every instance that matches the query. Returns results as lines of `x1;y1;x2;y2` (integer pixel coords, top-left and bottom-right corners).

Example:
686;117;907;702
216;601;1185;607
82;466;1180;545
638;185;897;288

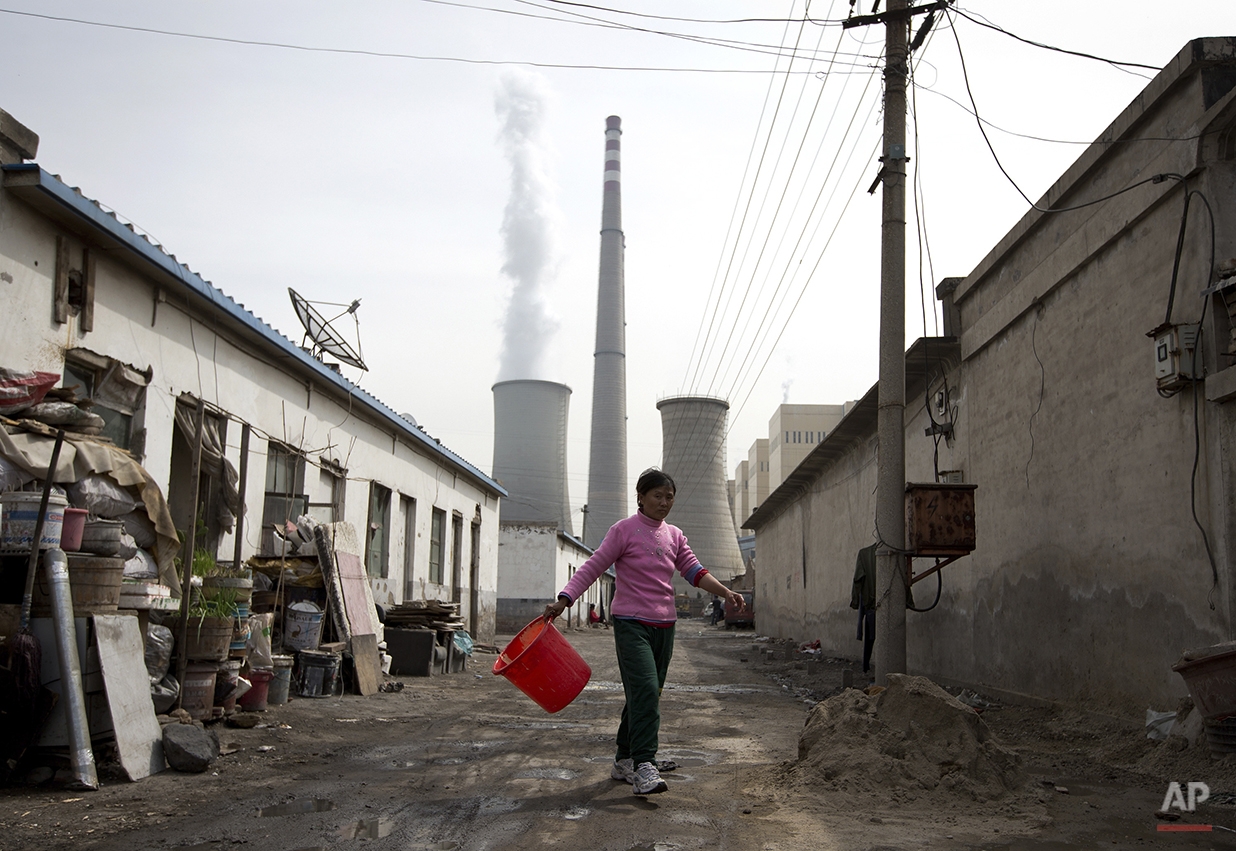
664;683;779;695
482;720;592;730
477;796;521;816
562;807;590;820
258;799;336;816
431;756;467;765
515;768;579;781
337;816;395;839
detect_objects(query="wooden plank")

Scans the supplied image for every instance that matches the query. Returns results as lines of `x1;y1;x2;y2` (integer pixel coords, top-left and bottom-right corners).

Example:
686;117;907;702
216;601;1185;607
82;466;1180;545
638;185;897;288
81;247;95;332
54;234;69;324
92;614;164;780
334;551;379;637
314;524;351;644
351;633;380;696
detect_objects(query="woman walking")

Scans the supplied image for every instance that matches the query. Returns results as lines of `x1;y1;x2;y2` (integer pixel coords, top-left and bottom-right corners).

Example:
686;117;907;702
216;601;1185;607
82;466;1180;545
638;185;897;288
543;468;746;795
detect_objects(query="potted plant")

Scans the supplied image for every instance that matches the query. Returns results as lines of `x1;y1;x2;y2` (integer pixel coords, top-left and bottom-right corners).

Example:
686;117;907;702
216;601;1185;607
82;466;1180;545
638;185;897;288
171;591;240;662
196;550;254;606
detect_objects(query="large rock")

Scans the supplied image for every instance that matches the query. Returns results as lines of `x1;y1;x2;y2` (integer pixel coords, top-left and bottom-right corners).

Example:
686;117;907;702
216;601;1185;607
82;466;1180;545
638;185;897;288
162;723;218;773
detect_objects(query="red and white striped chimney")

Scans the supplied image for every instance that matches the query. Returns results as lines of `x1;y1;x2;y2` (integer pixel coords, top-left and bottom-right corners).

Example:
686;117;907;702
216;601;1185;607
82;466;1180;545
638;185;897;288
586;116;628;547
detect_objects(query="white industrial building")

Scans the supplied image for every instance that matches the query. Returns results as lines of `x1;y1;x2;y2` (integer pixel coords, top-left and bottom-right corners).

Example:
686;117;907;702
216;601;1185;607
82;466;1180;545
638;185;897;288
0;107;507;641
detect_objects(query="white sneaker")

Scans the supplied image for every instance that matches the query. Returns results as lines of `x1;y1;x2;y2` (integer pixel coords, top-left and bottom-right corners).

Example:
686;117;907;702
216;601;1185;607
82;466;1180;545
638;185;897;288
611;758;634;783
632;761;668;795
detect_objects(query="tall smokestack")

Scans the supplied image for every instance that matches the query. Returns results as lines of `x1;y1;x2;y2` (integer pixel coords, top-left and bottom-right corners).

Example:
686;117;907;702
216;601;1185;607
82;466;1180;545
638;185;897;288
657;396;744;588
493;380;574;535
585;115;627;547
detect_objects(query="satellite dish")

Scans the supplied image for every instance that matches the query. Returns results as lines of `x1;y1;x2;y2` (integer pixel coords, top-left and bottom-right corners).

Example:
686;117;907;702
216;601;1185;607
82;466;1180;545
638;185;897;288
288;287;368;371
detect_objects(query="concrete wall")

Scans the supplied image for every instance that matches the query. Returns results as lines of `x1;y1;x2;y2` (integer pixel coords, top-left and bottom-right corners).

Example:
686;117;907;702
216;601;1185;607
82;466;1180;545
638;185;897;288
496;523;598;633
0;150;504;643
751;39;1236;716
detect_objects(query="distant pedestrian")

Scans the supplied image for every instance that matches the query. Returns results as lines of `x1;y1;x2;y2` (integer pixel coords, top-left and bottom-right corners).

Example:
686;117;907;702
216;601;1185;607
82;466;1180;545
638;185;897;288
589;603;602;626
709;598;723;625
544;467;745;796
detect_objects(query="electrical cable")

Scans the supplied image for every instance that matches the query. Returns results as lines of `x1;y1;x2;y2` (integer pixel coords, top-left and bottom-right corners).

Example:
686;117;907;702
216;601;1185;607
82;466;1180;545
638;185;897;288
0;5;872;74
1163;180;1220;605
1025;304;1045;489
709;39;881;392
951;7;1160;72
947;10;1180;215
684;3;814;397
509;0;871;62
701;20;871;399
906;566;941;612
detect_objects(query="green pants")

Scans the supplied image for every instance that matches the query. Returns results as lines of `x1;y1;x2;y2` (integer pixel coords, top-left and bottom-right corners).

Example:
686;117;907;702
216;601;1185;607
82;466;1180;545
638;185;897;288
613;618;675;766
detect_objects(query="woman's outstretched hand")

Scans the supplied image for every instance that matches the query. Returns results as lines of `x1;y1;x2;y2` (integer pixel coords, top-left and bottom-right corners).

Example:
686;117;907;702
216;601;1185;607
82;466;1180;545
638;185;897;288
543;597;569;622
725;589;746;612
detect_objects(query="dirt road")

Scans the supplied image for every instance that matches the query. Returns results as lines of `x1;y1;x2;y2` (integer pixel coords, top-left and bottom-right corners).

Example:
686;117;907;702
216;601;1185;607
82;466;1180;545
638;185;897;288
1;624;1234;850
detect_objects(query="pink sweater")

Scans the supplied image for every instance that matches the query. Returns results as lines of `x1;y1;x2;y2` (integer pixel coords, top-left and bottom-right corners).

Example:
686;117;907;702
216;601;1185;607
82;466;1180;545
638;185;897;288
559;512;709;626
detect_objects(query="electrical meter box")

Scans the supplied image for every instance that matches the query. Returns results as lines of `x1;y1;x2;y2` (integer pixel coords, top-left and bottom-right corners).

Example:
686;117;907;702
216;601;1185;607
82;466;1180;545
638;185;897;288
1150;323;1199;391
905;482;977;555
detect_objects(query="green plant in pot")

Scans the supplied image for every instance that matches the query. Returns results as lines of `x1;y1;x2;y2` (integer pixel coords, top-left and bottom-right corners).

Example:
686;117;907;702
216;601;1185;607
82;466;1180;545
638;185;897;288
195;548;254;605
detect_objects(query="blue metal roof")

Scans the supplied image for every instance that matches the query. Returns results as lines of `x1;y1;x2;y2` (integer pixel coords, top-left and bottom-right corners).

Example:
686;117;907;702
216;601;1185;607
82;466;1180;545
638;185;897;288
1;163;505;498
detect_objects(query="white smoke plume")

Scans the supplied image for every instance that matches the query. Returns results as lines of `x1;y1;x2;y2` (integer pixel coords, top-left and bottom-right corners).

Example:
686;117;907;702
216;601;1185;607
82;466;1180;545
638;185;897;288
495;70;561;382
781;377;793;404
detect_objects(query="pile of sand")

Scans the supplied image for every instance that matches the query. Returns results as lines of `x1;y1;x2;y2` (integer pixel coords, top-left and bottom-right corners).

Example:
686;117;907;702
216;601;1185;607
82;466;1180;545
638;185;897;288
791;673;1025;802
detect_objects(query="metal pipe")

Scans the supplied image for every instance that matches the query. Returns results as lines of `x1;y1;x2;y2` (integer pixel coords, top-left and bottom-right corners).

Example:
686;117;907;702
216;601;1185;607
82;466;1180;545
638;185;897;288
45;547;98;790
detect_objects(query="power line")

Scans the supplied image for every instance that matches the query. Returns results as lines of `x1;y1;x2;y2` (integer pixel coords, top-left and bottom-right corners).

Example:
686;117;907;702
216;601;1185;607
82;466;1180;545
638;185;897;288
0;5;876;74
952;7;1160;72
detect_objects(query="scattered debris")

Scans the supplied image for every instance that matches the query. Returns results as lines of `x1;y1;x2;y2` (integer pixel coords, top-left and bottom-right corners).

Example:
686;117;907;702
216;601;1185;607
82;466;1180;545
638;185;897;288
1145;708;1176;741
379;681;405;693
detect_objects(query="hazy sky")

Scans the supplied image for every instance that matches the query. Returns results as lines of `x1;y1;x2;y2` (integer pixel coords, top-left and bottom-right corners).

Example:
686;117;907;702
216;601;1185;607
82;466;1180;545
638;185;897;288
4;1;1234;530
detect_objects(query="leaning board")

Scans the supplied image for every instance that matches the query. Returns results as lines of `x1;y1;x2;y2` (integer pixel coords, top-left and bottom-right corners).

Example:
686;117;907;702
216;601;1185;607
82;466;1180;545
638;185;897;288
93;614;164;780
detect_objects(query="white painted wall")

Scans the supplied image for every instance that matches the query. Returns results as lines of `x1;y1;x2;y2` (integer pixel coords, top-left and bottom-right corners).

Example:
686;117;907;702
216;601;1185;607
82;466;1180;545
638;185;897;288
0;169;504;641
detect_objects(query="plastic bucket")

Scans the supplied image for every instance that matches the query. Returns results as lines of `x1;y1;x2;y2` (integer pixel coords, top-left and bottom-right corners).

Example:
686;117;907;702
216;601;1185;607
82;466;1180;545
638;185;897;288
239;668;274;711
296;650;341;698
268;655;294;705
61;507;88;551
492;618;591;713
1;492;66;549
284;604;323;651
182;662;218;721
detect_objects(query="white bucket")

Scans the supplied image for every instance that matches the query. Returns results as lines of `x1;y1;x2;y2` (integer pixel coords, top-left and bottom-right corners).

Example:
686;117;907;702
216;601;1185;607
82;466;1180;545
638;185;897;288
1;492;67;550
284;602;324;651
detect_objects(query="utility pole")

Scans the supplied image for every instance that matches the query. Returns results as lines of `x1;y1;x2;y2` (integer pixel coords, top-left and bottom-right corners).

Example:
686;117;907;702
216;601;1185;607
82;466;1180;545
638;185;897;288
845;0;941;683
874;0;909;685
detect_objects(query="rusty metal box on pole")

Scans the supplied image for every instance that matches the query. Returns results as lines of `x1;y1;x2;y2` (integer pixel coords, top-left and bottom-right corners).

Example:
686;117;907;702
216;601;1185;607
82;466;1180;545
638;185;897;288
905;482;977;556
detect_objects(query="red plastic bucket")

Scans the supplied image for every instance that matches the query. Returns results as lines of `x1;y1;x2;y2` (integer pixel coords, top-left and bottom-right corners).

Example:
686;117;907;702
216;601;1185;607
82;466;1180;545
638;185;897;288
492;618;591;713
238;668;274;711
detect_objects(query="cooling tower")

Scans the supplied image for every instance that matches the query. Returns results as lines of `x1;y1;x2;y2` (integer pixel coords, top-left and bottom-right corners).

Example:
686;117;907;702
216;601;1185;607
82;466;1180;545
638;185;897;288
492;380;573;535
585;114;628;548
657;396;744;584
